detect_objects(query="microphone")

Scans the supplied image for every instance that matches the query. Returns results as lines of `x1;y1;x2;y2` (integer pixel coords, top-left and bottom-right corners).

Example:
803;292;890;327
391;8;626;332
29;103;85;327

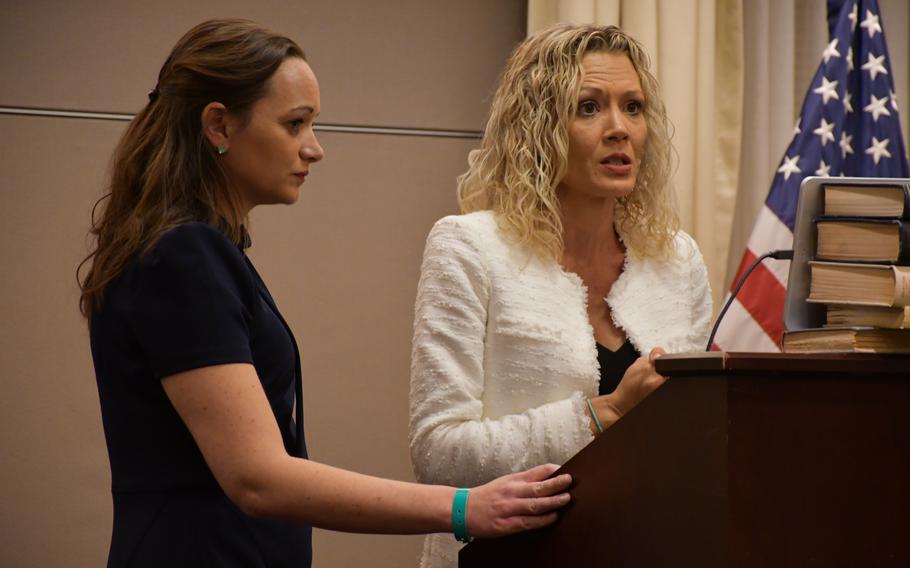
705;249;794;351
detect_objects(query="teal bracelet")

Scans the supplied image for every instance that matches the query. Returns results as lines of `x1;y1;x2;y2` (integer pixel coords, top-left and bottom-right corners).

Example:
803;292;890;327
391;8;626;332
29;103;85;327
452;488;472;543
586;398;604;433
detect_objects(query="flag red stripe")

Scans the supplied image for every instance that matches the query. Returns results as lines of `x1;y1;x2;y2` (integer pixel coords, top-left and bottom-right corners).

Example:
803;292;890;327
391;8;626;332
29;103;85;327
729;247;756;289
732;249;787;347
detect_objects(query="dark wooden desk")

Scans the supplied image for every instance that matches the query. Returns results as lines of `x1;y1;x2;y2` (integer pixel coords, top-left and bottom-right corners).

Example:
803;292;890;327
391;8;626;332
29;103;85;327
460;353;910;567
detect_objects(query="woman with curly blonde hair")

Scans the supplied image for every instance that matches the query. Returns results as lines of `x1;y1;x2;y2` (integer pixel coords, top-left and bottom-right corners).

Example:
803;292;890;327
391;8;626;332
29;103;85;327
409;24;712;567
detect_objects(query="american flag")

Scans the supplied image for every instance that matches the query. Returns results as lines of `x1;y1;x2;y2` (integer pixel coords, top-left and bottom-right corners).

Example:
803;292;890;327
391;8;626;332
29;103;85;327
713;0;910;352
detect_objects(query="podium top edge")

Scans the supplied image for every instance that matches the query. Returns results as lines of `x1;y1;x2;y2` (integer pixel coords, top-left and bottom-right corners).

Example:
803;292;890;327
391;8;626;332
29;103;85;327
655;351;910;376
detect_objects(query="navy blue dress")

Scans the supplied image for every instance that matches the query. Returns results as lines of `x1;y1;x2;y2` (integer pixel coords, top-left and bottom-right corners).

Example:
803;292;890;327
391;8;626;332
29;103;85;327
90;223;311;567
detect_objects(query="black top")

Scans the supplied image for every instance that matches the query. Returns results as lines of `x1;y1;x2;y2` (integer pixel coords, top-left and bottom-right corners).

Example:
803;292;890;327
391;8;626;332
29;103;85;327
90;223;311;568
596;340;640;395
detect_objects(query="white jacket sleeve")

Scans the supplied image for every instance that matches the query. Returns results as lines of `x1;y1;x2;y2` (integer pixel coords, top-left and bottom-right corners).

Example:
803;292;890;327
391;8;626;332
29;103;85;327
408;217;593;487
684;234;713;352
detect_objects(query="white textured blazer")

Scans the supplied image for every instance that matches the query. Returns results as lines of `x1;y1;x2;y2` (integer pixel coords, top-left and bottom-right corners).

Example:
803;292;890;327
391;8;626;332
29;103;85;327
409;210;712;568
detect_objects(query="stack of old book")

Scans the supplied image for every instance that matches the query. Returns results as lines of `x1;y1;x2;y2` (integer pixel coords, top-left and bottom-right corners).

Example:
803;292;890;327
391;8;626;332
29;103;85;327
782;182;910;353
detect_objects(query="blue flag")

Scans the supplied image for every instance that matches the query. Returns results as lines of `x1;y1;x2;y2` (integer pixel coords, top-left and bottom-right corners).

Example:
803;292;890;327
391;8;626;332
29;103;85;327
767;0;910;230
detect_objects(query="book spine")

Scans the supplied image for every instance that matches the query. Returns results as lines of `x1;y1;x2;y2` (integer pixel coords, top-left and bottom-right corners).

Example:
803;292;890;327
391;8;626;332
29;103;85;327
902;184;910;220
813;217;910;264
822;184;910;219
892;266;910;306
900;220;910;263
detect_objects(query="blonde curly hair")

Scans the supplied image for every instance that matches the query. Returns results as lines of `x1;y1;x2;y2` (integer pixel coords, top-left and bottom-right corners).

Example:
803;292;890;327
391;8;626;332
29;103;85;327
458;23;678;261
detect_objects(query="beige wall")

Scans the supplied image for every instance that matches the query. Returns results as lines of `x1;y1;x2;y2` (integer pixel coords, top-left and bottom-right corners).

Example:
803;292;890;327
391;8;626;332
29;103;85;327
0;2;525;566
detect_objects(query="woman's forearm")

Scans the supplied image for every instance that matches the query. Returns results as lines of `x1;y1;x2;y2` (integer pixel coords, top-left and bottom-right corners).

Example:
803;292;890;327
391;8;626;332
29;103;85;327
587;394;623;433
243;454;573;539
247;456;455;534
163;363;458;534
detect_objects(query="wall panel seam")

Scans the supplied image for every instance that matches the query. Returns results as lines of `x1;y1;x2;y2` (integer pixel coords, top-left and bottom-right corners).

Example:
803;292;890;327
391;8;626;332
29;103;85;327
0;106;482;139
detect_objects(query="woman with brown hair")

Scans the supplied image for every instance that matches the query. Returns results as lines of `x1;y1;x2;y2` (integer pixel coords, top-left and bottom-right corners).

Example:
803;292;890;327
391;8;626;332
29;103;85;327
80;19;571;567
409;24;712;567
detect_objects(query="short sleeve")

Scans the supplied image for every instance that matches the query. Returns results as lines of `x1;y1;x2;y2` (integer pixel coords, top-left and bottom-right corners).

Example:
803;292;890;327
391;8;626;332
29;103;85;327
127;224;258;379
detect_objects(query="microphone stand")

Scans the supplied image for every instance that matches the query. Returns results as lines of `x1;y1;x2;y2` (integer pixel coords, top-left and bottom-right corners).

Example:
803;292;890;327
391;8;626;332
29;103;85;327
705;249;794;351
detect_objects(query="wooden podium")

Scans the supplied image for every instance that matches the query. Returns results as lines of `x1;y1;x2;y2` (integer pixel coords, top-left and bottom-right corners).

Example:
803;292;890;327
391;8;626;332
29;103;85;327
459;352;910;567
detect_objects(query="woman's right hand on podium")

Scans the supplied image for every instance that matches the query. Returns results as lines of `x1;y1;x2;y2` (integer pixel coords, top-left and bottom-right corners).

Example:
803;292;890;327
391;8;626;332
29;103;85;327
466;463;572;537
588;347;667;434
